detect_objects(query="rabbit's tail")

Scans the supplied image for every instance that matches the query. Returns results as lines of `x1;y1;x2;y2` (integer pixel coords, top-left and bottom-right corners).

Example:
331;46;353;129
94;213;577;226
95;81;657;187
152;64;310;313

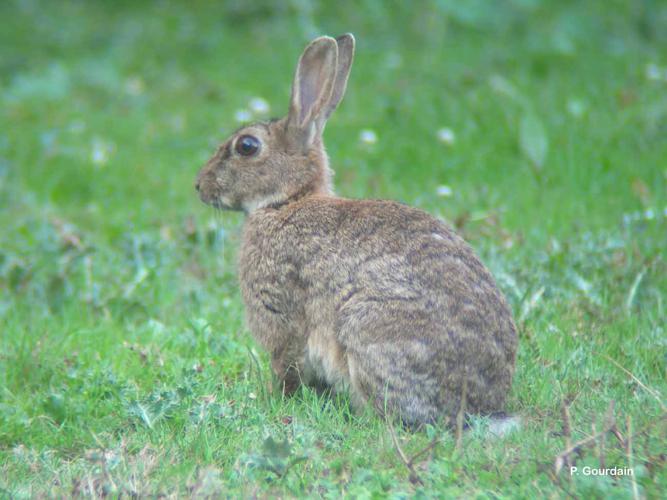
485;413;522;438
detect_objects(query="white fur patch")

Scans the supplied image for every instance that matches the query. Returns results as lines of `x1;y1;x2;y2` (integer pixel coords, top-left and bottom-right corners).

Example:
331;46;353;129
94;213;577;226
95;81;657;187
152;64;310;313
217;195;233;208
431;232;445;241
242;193;286;213
487;415;522;437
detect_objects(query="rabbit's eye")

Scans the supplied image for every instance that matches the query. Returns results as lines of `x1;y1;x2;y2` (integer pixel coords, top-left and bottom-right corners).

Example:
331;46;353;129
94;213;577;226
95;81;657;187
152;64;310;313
235;135;261;156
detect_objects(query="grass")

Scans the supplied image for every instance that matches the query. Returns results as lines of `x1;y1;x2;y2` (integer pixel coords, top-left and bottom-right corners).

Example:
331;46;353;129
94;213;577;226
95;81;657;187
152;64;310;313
1;0;666;497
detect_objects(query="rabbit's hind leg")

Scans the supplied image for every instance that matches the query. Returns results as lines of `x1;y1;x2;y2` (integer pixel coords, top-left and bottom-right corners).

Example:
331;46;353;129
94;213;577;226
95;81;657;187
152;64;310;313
346;343;442;427
304;327;351;394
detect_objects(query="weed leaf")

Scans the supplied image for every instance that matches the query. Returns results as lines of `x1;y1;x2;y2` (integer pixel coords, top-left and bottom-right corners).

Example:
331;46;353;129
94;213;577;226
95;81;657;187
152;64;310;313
246;436;308;477
520;113;548;170
128;401;155;429
127;390;179;429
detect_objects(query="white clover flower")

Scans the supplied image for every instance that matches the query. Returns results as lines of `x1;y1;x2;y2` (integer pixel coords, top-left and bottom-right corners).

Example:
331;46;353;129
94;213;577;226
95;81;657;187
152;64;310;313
125;76;145;96
90;137;115;167
359;129;377;145
567;99;586;118
91;145;106;165
249;97;270;115
436;127;456;145
622;210;652;225
645;63;664;81
436;185;453;197
234;109;252;123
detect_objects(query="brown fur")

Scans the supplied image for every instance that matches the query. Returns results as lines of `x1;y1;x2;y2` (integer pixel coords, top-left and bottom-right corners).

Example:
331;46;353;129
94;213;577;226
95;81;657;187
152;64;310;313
196;34;517;426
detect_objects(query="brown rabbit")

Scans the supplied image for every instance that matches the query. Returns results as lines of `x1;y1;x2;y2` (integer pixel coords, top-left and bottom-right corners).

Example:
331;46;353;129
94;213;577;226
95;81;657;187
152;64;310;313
196;34;517;427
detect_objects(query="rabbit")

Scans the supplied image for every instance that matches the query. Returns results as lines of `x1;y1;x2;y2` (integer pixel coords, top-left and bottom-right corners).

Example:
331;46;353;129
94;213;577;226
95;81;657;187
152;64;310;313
195;34;518;427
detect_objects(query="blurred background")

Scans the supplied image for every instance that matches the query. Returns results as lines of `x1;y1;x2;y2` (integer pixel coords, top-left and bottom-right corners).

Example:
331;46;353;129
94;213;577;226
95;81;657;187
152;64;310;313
3;0;665;311
0;1;666;495
2;0;665;235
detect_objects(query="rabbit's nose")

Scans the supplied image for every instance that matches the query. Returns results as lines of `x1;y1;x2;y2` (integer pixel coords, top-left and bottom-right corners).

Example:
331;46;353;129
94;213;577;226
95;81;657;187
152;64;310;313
195;180;201;192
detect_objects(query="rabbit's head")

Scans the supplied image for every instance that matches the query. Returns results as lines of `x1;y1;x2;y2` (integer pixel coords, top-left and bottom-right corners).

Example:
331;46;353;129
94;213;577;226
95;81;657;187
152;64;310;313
196;34;355;212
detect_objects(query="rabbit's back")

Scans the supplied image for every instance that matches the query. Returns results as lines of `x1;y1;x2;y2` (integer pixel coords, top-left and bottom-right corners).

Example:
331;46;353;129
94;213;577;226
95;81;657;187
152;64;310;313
240;196;516;424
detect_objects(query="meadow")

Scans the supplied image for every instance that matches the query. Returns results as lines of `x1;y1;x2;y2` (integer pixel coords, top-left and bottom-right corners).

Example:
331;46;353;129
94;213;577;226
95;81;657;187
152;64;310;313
1;0;666;497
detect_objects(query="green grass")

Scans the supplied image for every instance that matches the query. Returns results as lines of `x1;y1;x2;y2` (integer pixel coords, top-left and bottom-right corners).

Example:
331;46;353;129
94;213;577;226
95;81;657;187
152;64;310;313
1;0;666;497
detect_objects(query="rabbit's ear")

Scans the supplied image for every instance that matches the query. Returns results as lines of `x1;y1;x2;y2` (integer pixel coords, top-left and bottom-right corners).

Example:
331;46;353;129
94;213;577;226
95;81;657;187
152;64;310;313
287;36;338;146
322;34;355;121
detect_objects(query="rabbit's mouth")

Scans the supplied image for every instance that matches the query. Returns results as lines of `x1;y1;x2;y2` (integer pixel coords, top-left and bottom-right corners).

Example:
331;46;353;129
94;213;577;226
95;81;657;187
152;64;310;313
208;195;234;211
195;174;236;210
